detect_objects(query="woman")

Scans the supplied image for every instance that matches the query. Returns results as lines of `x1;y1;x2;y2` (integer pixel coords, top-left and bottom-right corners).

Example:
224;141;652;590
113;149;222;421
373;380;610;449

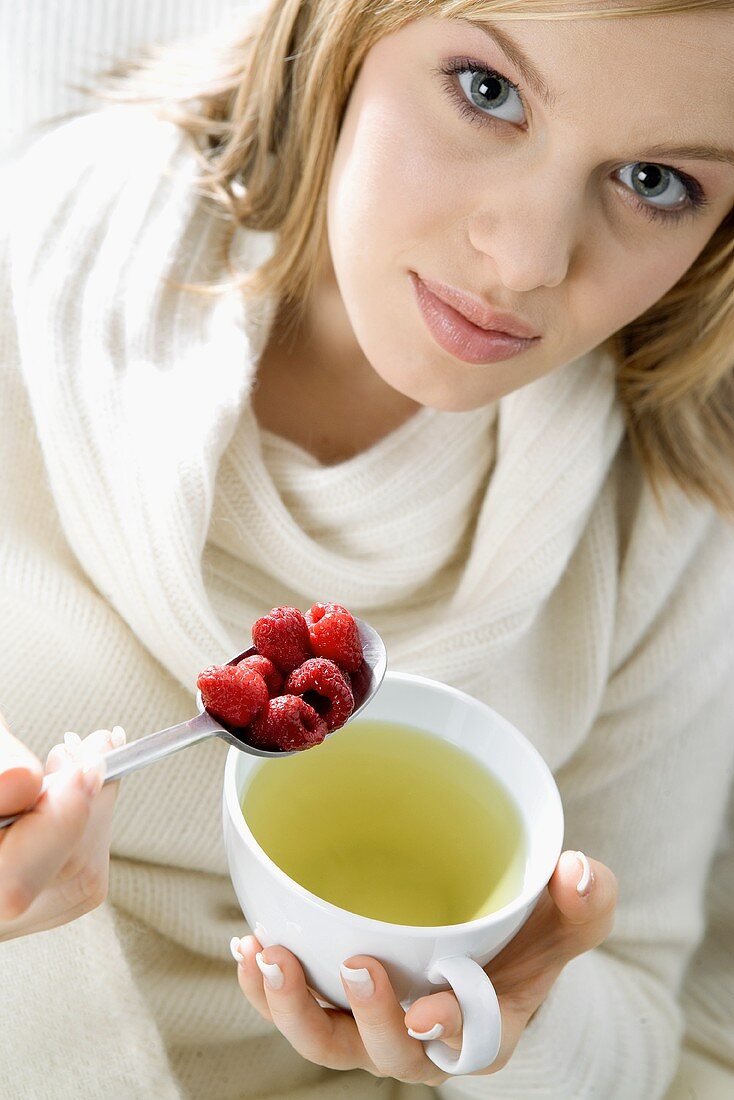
1;1;733;1097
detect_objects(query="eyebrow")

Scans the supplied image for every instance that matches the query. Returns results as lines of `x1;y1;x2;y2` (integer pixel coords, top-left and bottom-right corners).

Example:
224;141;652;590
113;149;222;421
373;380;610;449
460;18;558;111
460;18;734;168
639;142;734;168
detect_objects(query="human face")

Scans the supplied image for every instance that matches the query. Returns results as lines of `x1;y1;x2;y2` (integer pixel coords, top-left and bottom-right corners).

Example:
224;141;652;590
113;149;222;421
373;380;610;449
324;9;734;411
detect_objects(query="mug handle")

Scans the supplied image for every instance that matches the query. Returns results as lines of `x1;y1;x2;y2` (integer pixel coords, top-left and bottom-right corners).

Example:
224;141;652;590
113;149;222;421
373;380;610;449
418;956;501;1076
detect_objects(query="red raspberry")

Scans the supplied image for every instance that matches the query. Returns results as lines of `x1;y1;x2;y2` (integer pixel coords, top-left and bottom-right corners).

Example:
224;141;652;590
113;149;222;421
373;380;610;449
306;604;363;673
249;695;328;752
236;654;284;696
197;664;269;729
304;602;350;627
284;657;354;731
252;606;311;674
348;659;371;707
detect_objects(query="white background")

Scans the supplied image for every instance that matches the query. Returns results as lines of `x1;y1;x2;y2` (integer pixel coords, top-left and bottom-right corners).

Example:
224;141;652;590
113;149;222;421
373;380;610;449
0;0;264;152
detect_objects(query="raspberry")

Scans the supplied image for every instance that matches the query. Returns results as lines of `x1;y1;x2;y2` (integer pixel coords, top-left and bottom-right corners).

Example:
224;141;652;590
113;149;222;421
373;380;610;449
304;602;350;627
236;654;284;697
306;604;363;673
197;664;269;729
252;606;312;674
249;695;328;752
348;659;371;707
285;657;354;731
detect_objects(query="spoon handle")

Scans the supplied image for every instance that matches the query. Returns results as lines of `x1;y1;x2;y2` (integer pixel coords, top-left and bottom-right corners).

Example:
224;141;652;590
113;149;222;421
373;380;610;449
102;709;223;783
0;710;222;830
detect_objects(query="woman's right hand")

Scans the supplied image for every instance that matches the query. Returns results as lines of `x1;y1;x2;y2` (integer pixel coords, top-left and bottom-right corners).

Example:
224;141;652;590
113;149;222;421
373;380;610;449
0;709;125;941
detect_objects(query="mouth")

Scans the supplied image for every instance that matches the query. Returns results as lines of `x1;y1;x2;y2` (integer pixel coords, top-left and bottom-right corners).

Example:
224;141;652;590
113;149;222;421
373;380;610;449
409;272;542;366
416;274;541;339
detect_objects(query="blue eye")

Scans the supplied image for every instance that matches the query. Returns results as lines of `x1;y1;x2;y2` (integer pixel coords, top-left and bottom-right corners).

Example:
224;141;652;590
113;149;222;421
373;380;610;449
437;57;527;127
616;163;689;209
456;68;526;124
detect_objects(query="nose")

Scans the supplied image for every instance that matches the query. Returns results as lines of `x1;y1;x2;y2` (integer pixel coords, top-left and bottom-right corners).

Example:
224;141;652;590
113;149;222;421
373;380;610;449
467;168;582;293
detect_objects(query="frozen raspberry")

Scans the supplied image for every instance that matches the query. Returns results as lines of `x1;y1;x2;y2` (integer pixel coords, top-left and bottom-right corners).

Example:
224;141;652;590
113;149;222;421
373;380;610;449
306;603;363;673
236;654;284;697
284;657;354;731
252;606;312;674
249;695;328;752
197;664;269;729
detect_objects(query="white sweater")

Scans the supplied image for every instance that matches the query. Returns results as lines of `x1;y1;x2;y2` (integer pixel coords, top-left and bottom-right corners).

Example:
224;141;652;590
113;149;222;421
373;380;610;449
1;105;733;1100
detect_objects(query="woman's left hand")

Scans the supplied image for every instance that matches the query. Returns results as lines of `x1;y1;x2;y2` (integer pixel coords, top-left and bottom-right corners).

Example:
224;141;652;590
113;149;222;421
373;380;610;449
232;849;617;1085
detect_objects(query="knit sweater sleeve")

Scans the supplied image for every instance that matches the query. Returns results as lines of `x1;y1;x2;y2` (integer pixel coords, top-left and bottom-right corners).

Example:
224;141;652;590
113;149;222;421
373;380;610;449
439;474;734;1100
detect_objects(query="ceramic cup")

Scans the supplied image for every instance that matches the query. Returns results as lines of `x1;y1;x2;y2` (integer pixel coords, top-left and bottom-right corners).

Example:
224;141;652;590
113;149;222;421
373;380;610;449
222;671;564;1076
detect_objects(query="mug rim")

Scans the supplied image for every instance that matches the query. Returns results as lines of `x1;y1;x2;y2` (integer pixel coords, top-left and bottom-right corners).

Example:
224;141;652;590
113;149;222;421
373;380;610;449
223;670;564;935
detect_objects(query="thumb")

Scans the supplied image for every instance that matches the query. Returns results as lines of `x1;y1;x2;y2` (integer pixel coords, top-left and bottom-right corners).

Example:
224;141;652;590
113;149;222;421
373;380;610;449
547;850;618;955
0;707;43;816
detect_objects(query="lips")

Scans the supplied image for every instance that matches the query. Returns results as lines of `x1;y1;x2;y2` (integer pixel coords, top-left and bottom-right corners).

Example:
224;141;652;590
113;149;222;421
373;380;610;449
410;273;541;367
415;274;541;340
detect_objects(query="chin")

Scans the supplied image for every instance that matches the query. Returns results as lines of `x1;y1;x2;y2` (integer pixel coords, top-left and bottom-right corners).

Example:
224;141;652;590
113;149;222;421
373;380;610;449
379;369;493;414
370;320;511;408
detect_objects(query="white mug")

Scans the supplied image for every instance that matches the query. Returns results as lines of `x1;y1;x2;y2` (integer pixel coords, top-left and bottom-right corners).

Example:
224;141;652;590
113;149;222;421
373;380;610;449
222;671;564;1076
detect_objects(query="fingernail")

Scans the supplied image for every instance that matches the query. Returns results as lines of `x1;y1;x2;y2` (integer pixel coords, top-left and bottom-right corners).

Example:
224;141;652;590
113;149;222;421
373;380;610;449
45;743;72;769
256;952;284;990
110;726;126;749
575;851;593;897
340;963;375;999
63;731;82;754
230;937;244;963
407;1023;444;1041
79;760;104;798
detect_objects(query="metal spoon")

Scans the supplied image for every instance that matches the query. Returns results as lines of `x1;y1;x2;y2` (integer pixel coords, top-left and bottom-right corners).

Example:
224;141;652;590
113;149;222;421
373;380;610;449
0;616;386;830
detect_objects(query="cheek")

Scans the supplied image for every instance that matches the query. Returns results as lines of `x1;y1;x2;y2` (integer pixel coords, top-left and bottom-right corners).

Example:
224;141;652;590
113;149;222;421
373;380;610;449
585;235;706;341
327;98;455;275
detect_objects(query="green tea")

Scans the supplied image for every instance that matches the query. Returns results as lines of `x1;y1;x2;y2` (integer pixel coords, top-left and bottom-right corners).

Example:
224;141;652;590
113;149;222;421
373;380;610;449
241;718;526;926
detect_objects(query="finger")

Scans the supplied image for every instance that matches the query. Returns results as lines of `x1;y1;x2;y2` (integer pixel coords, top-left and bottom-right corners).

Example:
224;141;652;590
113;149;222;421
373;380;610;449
45;732;85;775
547;850;618;954
45;743;74;774
71;727;126;818
57;728;127;881
403;990;463;1052
233;935;273;1021
0;762;104;919
0;708;43;816
340;955;441;1083
252;944;366;1071
76;726;126;765
46;726;126;771
47;727;126;767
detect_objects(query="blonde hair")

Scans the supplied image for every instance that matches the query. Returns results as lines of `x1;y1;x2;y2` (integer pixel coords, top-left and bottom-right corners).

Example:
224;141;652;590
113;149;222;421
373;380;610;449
99;0;734;513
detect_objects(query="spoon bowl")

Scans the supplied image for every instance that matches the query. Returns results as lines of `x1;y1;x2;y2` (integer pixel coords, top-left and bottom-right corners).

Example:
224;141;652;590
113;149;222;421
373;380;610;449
0;617;386;830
